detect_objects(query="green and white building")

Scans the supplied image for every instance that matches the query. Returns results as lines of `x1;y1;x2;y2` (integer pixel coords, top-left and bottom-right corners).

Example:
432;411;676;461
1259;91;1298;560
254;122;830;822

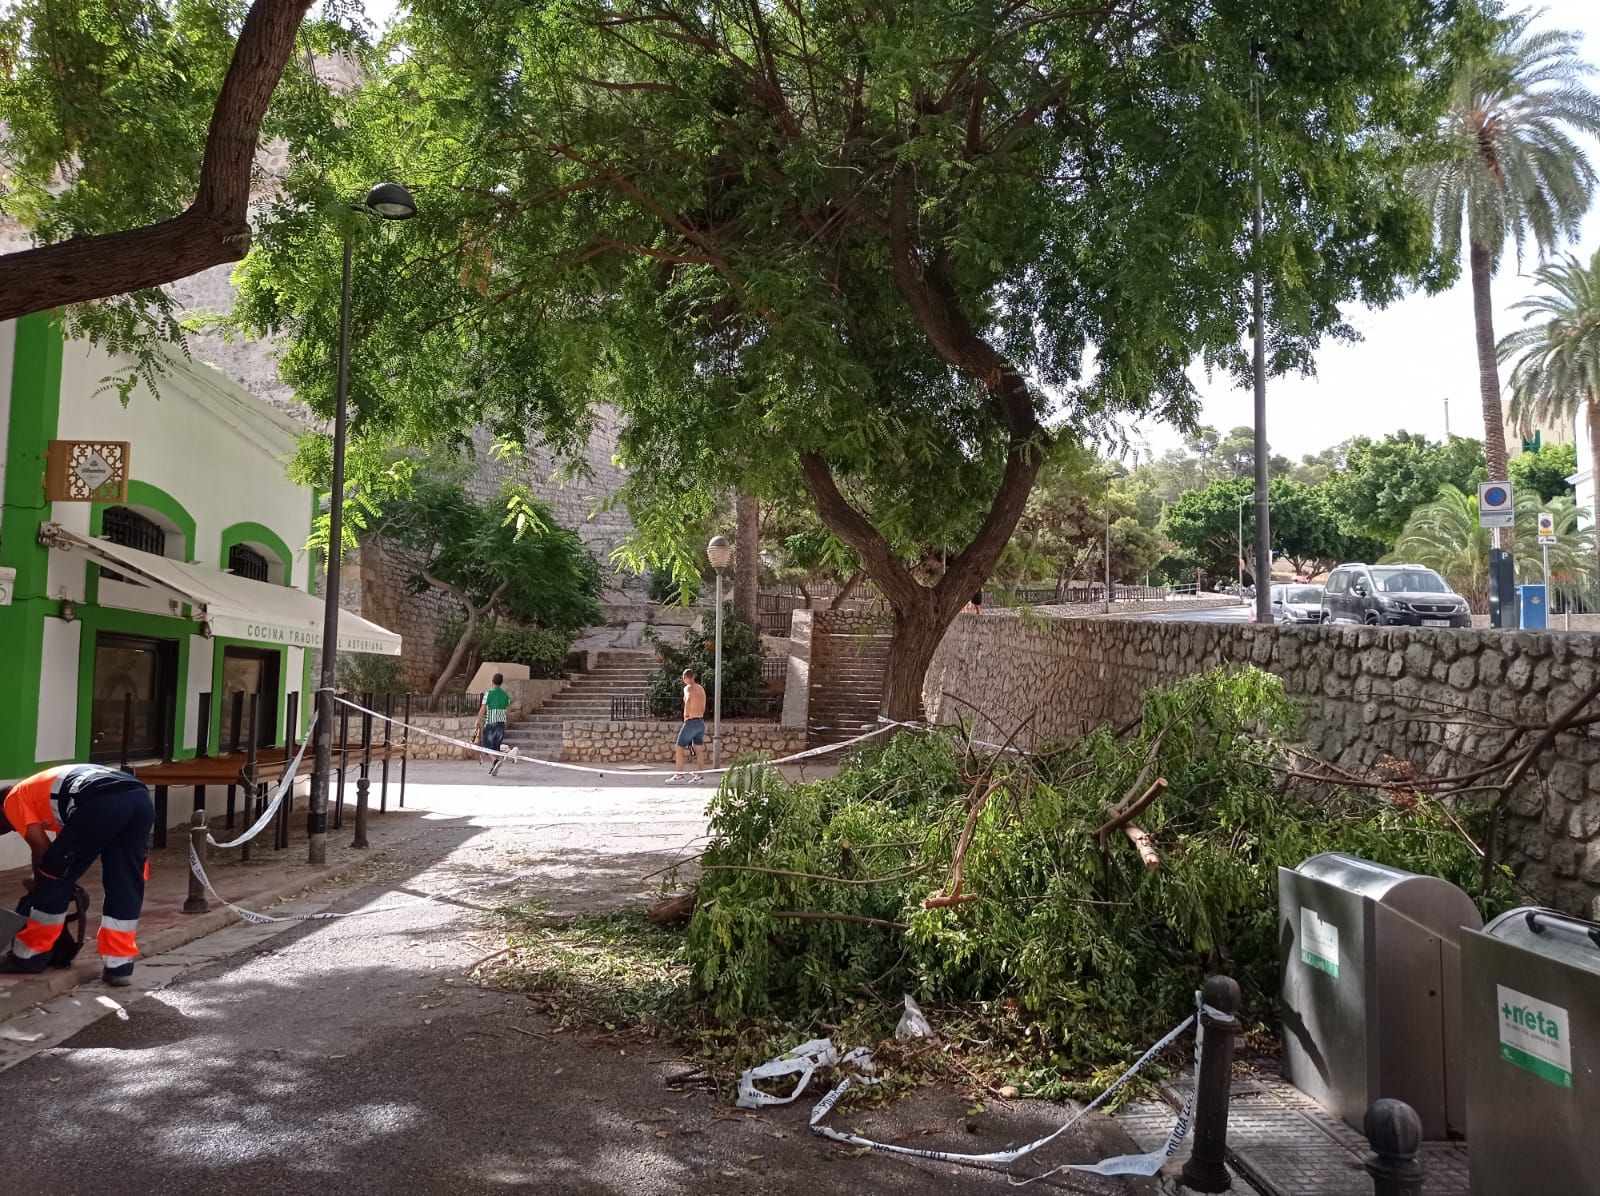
0;312;398;866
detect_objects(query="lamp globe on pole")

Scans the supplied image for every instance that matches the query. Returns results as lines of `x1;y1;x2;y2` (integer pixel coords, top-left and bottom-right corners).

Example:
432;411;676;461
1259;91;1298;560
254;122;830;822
309;183;417;866
706;536;733;769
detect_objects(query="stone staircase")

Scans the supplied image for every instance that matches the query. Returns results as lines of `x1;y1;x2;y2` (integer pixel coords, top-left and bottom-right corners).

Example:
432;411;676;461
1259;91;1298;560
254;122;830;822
807;623;891;747
500;651;657;761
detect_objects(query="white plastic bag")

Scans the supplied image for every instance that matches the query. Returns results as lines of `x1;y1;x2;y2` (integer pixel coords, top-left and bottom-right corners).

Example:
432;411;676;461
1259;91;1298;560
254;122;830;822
894;994;933;1041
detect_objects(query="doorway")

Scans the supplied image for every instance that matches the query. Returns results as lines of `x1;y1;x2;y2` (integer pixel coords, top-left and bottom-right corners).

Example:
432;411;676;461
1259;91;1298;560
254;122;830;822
90;633;179;762
220;646;282;751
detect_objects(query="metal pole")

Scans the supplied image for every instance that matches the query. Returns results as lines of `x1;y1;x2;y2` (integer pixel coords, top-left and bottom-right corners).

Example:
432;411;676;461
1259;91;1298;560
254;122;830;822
309;228;355;867
225;689;243;829
399;692;410;808
353;694;372;850
241;693;260;864
182;810;209;914
1104;497;1113;610
334;700;349;830
1364;1099;1425;1196
380;692;393;813
1178;974;1243;1193
713;571;724;769
1543;541;1551;593
1237;499;1245;597
1250;43;1272;627
193;690;211;815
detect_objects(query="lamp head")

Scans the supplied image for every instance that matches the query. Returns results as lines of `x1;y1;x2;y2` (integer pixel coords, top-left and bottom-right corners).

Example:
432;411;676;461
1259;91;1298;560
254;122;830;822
706;535;734;572
364;182;416;220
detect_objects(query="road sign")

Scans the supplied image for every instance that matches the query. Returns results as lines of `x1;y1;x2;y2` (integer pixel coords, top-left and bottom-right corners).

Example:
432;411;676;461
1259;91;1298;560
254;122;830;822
1538;510;1557;545
1479;481;1514;529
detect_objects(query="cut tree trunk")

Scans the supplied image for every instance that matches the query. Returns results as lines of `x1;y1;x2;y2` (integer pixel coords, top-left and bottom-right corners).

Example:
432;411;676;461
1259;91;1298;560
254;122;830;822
1470;240;1510;483
734;490;760;630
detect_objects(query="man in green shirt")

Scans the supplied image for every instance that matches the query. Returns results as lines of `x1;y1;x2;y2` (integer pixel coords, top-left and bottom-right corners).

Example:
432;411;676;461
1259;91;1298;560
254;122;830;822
476;675;511;766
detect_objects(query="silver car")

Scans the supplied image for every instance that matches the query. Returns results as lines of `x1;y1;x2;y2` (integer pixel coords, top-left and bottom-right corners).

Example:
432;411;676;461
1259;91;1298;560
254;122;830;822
1271;583;1325;624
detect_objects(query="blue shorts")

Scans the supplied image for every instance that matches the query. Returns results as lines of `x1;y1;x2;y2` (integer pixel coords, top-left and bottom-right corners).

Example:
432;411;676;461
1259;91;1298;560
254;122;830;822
676;718;705;748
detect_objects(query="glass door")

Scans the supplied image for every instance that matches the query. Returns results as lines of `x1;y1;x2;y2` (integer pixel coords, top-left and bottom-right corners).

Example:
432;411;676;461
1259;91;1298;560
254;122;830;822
90;634;178;762
220;647;282;751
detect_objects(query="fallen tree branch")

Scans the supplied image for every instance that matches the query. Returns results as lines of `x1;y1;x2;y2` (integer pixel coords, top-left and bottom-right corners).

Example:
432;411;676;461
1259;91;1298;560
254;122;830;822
1124;825;1160;871
700;863;927;886
771;909;909;930
1096;778;1168;844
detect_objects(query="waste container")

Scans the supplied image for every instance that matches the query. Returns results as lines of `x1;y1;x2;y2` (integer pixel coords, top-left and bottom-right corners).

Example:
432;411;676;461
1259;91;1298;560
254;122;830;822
1461;907;1600;1195
1519;584;1548;630
1278;853;1482;1138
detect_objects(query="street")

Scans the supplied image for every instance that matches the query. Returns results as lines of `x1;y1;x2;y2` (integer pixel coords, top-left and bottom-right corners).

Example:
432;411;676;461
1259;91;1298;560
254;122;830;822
0;762;1147;1196
1133;603;1252;623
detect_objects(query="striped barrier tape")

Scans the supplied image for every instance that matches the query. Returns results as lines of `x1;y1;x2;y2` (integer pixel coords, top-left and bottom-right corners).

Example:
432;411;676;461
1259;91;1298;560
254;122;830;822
326;692;919;778
204;712;318;850
804;993;1209;1184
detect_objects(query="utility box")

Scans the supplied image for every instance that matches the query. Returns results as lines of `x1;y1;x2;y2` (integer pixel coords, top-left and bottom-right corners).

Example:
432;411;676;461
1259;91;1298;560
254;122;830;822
1278;853;1482;1138
1518;584;1548;630
1489;548;1518;629
1461;907;1600;1196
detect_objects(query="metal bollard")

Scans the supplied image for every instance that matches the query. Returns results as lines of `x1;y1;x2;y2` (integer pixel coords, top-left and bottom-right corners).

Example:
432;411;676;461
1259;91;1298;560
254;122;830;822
353;775;371;850
182;809;210;914
1178;974;1243;1193
1364;1099;1424;1196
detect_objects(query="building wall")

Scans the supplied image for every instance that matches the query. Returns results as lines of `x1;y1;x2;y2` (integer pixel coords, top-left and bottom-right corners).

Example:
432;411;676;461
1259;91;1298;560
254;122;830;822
923;612;1600;919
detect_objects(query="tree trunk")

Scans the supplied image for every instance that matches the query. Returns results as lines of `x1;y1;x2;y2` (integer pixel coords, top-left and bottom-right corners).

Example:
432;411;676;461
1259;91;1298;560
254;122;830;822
0;0;315;321
1470;240;1510;482
827;569;865;611
880;594;949;723
734;490;761;630
1588;397;1600;583
432;603;481;700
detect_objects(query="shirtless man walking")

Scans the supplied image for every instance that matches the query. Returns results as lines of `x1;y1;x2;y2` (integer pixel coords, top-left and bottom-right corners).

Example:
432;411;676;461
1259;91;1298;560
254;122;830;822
666;668;708;784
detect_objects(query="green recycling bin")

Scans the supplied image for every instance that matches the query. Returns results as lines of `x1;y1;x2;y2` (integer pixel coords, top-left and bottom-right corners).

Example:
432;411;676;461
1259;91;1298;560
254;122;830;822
1278;853;1482;1138
1461;907;1600;1195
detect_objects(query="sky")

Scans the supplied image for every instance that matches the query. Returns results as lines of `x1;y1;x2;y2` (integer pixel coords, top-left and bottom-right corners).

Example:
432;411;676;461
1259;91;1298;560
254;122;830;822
355;0;1600;462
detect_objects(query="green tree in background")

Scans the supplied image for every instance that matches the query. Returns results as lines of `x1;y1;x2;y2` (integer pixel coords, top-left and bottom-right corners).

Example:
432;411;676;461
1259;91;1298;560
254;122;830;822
1508;442;1579;504
1165;478;1384;584
1410;8;1600;482
1389;485;1594;609
368;480;603;697
1501;249;1600;573
236;0;1475;718
1324;432;1486;543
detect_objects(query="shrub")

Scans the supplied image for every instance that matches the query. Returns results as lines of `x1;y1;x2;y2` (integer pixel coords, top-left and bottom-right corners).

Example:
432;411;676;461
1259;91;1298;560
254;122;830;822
336;652;403;695
645;605;763;718
481;624;572;679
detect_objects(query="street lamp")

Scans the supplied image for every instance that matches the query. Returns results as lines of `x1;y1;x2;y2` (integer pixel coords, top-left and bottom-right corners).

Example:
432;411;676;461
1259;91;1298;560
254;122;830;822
706;535;734;769
309;182;417;865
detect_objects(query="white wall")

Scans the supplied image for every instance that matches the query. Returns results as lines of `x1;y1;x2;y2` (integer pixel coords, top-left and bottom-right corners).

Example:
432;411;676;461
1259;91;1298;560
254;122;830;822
1574;411;1594;532
0;319;14;499
35;618;81;762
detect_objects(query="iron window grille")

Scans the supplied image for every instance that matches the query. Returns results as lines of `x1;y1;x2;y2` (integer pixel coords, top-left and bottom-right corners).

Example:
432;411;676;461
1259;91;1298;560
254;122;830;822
100;506;167;583
228;543;271;582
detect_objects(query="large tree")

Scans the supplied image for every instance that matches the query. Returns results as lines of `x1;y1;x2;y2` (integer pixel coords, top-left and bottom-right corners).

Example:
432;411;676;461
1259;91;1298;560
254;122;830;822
1410;8;1600;483
1501;249;1600;573
1324;431;1486;543
236;0;1471;718
0;0;336;323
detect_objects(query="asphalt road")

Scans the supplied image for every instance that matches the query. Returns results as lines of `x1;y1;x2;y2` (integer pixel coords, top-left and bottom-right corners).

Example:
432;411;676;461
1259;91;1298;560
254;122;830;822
0;761;1153;1196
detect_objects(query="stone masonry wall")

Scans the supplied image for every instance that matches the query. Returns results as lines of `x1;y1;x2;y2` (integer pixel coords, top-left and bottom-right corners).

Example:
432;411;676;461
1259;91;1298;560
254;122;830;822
922;613;1600;918
563;721;806;764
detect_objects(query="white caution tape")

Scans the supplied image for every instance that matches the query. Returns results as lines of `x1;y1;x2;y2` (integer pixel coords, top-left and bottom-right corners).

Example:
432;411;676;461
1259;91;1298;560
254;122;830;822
327;692;919;778
205;712;318;850
804;994;1211;1184
736;1038;879;1109
187;841;529;925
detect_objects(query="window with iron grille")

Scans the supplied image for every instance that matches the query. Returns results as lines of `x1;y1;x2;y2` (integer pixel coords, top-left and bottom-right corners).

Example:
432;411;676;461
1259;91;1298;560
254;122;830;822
100;507;167;584
228;543;270;582
102;507;167;555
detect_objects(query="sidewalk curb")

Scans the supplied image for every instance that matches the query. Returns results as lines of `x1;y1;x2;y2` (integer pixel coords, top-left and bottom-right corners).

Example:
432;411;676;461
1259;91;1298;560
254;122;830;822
0;837;410;1026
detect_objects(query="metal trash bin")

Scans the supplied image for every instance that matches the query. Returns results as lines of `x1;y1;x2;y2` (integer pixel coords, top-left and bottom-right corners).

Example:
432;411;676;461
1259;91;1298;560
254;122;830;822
1461;907;1600;1195
1278;852;1482;1138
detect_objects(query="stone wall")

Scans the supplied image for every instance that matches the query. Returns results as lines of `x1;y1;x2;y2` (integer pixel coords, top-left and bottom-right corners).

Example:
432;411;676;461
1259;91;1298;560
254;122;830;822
400;714;482;760
563;720;806;764
922;613;1600;918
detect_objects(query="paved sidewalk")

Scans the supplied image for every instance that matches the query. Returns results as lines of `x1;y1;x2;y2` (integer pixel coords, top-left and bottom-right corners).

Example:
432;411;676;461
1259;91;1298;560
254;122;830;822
1117;1069;1471;1195
0;781;440;1018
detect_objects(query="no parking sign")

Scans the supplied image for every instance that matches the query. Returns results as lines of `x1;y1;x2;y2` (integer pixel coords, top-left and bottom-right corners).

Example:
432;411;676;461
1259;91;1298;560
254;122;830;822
1479;481;1514;528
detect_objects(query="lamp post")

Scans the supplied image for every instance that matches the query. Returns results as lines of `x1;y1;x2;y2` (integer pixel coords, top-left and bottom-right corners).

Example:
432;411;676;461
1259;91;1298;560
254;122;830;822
1237;495;1247;600
309;183;416;866
706;535;734;769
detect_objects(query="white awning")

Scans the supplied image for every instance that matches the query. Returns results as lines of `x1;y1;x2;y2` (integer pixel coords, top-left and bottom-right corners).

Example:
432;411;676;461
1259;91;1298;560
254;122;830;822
40;524;402;656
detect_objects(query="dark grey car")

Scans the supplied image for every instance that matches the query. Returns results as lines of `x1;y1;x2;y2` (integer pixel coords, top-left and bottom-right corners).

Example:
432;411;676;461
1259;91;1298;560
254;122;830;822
1321;564;1470;628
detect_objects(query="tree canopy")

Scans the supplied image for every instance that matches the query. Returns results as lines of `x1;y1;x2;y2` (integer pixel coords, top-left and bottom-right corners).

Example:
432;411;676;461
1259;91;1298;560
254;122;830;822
232;0;1473;714
1324;431;1486;543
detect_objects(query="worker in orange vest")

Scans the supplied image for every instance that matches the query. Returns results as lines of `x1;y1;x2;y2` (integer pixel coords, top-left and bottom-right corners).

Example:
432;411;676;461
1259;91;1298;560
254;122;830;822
0;764;155;986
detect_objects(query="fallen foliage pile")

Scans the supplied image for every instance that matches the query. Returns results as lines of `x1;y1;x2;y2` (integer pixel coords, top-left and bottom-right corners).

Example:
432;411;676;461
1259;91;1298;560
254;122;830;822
681;667;1502;1075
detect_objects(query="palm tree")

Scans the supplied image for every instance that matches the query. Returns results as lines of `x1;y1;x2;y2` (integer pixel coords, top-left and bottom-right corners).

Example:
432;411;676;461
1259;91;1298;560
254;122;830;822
1500;248;1600;575
1388;483;1594;609
1411;9;1600;483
